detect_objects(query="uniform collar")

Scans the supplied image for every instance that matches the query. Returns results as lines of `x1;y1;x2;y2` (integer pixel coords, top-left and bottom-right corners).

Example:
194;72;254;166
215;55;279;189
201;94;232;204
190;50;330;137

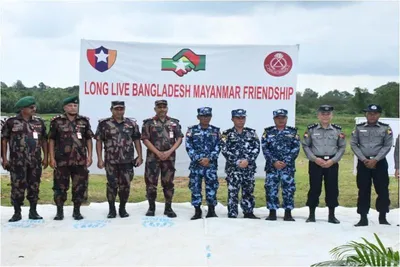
317;123;334;130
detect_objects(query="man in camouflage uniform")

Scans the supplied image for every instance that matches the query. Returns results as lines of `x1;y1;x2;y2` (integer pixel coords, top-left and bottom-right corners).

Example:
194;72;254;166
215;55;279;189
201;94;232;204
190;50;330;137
350;104;393;226
1;96;48;222
141;100;183;218
220;109;260;219
261;109;300;221
48;96;94;220
302;105;346;224
185;107;221;220
95;101;143;218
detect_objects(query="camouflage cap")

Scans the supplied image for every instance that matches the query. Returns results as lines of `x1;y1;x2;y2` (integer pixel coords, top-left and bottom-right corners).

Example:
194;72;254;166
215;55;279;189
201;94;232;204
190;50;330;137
273;109;288;118
155;99;168;106
363;104;382;113
111;101;125;108
197;107;212;116
63;96;79;106
231;109;247;117
317;105;334;112
15;96;36;109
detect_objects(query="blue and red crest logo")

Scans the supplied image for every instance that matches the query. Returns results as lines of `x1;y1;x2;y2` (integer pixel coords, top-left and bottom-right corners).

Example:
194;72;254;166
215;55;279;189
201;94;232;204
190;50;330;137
87;46;117;72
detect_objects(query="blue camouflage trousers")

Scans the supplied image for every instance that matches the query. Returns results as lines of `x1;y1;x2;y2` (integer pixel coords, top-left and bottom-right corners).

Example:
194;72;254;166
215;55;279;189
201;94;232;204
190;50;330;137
189;167;219;207
226;169;255;217
265;170;296;210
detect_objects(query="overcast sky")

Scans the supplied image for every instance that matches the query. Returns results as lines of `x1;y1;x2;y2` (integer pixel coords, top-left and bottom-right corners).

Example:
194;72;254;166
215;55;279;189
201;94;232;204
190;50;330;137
1;1;398;94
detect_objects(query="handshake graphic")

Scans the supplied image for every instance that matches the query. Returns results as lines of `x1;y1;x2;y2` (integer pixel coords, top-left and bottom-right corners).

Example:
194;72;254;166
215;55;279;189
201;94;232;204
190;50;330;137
161;49;206;77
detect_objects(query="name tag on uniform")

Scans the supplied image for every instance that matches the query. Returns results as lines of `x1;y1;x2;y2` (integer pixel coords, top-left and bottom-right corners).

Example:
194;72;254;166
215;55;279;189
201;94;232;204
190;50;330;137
33;132;38;139
77;132;82;139
313;133;320;136
169;131;174;138
360;130;367;132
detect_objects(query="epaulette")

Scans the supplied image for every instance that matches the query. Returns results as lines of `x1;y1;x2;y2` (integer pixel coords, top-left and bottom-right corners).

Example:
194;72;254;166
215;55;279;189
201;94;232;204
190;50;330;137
287;126;298;132
98;117;110;123
210;125;220;131
143;118;153;124
32;115;44;122
378;121;389;126
51;115;62;121
331;123;342;130
187;124;197;129
78;115;90;121
356;122;366;126
126;117;137;123
264;126;274;132
307;123;318;130
169;117;180;123
244;127;255;132
5;115;16;122
223;128;234;135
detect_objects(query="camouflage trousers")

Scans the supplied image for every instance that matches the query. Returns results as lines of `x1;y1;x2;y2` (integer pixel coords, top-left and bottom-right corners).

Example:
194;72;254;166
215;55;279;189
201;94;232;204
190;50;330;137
189;167;219;207
105;163;134;203
144;159;175;204
10;163;42;206
53;165;89;206
265;170;296;210
226;168;255;217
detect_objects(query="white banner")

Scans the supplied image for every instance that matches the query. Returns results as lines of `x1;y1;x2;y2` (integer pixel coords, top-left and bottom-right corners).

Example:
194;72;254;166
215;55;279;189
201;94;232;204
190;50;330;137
79;39;299;177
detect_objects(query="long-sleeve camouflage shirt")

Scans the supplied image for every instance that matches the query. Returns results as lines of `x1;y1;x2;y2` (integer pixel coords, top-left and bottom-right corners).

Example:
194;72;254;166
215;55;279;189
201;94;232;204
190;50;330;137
95;117;141;164
48;114;94;166
1;114;47;167
220;127;260;173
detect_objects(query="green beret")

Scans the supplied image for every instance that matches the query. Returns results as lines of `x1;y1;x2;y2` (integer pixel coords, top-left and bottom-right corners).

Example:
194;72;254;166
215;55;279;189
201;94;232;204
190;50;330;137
63;96;79;106
14;96;36;109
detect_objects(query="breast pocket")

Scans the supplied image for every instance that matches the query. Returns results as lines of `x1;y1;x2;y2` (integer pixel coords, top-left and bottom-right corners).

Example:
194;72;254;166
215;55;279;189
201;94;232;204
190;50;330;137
328;135;338;146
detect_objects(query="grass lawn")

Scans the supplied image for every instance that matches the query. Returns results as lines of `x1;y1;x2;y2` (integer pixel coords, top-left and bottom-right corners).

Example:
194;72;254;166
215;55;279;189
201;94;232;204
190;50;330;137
1;113;399;209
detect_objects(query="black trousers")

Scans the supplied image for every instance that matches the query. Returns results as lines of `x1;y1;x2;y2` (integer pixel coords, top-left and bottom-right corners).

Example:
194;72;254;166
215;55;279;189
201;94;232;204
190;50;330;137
306;161;339;208
356;159;390;214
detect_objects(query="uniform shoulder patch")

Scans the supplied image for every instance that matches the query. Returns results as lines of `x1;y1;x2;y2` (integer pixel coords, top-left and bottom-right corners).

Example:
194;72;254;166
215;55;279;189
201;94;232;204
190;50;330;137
51;115;62;121
143;118;153;124
79;115;90;121
331;123;342;130
210;125;220;131
356;122;366;126
244;127;255;132
126;117;137;123
378;121;389;126
32;115;45;122
264;126;274;132
222;128;233;135
98;117;110;123
307;123;318;130
287;126;298;132
169;118;180;123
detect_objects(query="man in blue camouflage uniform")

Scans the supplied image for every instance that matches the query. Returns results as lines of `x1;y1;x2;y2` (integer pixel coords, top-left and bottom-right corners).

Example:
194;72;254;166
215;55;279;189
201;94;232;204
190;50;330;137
220;109;260;219
185;107;221;220
262;109;300;221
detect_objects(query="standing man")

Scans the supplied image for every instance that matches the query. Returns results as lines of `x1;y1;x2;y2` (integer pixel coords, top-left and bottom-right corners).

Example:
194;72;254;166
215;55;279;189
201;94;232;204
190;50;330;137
185;107;221;220
48;96;94;220
302;105;346;224
261;109;300;221
350;104;393;226
395;134;399;179
141;100;183;218
95;101;143;219
220;109;260;219
1;96;48;222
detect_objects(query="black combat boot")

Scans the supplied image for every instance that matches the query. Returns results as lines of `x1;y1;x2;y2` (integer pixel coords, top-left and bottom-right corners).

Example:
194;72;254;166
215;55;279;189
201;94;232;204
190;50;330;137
244;212;260;219
206;205;218;218
191;206;202;220
265;209;277;221
283;209;295;221
29;202;43;220
328;207;340;224
107;201;117;218
9;204;22;222
54;205;64;220
379;212;390;225
306;207;316;223
145;201;155;216
119;201;129;218
164;203;177;218
72;204;84;220
354;214;368;227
